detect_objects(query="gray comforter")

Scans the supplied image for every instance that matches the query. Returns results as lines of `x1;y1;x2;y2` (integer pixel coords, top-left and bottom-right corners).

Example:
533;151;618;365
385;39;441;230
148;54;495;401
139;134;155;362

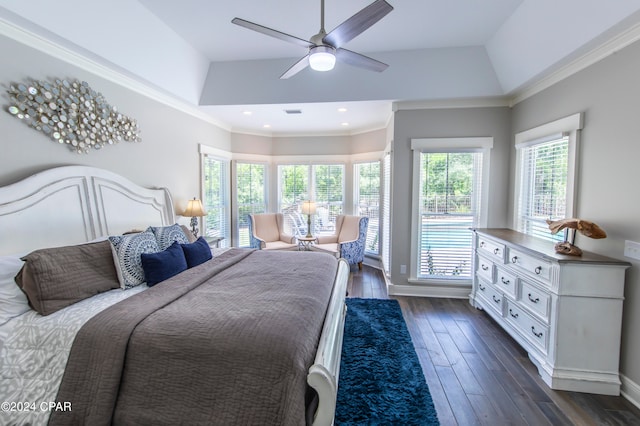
49;248;338;426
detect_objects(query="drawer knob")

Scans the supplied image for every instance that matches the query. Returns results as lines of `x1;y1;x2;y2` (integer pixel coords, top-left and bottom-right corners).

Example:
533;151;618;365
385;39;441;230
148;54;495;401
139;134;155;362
511;256;518;263
528;293;540;303
480;241;485;247
481;264;489;271
478;283;486;291
494;248;500;255
509;309;519;319
492;295;501;303
534;266;542;275
501;277;510;285
531;326;543;338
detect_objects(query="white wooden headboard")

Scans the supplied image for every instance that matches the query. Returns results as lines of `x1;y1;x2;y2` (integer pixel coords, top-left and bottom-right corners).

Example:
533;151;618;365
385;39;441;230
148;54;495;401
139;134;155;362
0;166;176;256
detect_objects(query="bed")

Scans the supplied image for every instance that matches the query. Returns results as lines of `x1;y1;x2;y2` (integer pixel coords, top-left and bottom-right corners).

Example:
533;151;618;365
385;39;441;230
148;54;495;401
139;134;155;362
0;165;349;426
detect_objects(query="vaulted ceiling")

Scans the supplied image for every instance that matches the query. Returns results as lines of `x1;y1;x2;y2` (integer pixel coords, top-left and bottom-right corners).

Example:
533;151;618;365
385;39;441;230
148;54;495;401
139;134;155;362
2;1;640;136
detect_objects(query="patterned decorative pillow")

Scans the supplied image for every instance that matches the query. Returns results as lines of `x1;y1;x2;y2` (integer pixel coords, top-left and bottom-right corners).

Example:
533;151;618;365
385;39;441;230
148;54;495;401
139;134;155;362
148;223;190;251
109;231;160;289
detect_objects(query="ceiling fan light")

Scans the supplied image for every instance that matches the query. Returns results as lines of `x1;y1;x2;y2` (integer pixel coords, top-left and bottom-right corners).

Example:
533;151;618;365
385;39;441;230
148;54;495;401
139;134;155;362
309;46;336;71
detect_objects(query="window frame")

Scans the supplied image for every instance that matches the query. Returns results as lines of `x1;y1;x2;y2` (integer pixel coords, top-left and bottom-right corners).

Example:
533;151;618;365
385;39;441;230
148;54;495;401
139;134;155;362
409;137;493;284
233;160;268;247
200;145;232;247
513;113;583;241
275;161;345;236
353;160;382;256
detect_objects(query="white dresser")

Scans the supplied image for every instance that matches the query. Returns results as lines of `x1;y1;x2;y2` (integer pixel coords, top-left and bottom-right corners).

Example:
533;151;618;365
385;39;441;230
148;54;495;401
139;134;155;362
470;228;630;395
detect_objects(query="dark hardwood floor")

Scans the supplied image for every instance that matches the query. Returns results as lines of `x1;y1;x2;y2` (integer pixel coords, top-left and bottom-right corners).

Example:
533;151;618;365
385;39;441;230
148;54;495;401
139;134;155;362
347;265;640;426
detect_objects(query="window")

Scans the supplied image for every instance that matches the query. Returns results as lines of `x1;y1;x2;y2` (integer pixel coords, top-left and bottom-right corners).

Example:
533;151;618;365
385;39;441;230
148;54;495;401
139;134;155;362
514;113;582;242
411;138;493;283
313;164;344;235
235;162;267;247
278;164;310;236
381;152;391;273
277;164;344;236
202;154;230;246
516;136;568;240
354;161;381;255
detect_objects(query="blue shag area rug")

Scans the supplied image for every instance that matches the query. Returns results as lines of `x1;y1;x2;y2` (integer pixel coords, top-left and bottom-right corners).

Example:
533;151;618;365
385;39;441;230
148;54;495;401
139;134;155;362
335;298;439;425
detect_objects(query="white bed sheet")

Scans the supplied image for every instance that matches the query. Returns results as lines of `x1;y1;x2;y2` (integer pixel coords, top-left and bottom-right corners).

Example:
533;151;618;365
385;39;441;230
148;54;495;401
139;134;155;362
0;285;148;426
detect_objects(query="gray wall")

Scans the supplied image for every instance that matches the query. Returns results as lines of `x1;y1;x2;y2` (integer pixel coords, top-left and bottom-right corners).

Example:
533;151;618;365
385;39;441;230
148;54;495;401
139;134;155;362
0;33;231;216
510;39;640;388
390;106;512;284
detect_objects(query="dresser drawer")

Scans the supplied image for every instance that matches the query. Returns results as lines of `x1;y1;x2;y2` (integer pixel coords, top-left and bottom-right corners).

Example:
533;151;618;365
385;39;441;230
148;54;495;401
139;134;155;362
495;267;517;299
507;247;552;283
520;280;551;321
476;255;496;283
477;236;506;262
476;279;504;316
505;300;549;354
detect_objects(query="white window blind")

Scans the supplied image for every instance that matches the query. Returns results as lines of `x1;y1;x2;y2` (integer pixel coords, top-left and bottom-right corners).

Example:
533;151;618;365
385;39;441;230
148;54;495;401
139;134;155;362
203;155;230;247
354;161;381;255
236;162;267;247
417;152;483;279
516;135;569;242
277;164;344;236
278;164;310;236
313;164;344;235
381;153;391;273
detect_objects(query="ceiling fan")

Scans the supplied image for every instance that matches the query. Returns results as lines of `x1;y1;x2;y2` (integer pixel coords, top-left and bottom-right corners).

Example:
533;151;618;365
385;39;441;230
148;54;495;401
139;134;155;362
232;0;393;79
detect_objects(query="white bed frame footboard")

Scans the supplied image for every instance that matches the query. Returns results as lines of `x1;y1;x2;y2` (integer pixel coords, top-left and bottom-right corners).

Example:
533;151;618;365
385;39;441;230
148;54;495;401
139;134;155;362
307;258;349;426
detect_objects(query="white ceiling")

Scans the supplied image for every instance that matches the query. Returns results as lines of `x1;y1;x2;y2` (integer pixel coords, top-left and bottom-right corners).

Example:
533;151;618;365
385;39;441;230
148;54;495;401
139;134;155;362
2;1;640;136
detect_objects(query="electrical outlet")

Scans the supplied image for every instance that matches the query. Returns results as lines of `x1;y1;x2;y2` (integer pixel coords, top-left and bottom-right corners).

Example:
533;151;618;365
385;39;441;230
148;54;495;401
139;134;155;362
400;264;407;274
624;240;640;260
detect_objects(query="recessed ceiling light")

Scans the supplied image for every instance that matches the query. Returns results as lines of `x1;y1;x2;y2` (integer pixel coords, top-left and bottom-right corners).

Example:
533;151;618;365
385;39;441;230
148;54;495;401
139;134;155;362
263;124;271;128
337;107;347;112
341;122;349;126
242;111;252;115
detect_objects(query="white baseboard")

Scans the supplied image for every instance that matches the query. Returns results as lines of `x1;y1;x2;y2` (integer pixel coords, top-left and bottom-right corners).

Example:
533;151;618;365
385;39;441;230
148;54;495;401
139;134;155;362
621;374;640;410
387;283;471;299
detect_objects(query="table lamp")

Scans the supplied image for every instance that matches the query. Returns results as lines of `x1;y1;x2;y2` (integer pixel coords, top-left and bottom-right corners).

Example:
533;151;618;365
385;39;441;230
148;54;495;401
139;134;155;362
301;200;316;238
183;198;206;238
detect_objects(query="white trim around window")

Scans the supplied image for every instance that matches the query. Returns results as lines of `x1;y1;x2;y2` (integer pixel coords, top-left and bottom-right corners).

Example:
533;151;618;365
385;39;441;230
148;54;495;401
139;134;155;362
409;137;493;284
513;113;583;237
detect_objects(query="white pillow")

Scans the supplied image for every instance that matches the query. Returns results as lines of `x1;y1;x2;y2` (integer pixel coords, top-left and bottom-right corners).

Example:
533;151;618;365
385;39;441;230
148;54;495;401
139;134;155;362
0;256;30;326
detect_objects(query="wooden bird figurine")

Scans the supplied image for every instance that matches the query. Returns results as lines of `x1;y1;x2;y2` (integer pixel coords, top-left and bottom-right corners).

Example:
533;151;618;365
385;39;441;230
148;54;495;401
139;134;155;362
546;218;607;256
546;218;607;239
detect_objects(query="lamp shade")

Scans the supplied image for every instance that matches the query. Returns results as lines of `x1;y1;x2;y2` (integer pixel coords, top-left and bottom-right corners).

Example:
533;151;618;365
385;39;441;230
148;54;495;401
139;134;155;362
183;198;206;217
309;46;336;72
301;200;317;215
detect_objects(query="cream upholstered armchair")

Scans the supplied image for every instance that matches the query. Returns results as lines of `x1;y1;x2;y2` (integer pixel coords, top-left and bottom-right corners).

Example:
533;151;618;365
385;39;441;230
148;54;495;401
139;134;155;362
313;215;369;269
248;213;298;250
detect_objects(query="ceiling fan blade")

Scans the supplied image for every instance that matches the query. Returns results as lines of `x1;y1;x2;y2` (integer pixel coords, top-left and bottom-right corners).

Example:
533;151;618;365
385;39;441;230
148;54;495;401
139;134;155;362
232;18;314;49
336;48;388;72
323;0;393;48
280;55;310;79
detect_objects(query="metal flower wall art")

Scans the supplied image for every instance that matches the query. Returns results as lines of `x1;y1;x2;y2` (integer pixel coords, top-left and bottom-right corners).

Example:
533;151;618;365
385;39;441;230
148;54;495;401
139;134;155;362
546;218;607;256
6;78;141;154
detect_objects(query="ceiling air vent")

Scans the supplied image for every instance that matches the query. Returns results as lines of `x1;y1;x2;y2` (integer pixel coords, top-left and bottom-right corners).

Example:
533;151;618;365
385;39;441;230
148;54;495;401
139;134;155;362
284;109;302;115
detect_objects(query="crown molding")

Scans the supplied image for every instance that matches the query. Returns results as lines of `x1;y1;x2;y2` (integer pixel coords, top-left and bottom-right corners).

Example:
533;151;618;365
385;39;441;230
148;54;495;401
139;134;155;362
393;97;511;111
0;13;231;132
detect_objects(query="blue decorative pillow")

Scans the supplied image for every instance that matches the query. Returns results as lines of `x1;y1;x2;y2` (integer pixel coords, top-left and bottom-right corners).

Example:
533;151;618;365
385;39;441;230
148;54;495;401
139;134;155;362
148;223;190;251
109;231;160;289
181;237;212;268
141;241;188;287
